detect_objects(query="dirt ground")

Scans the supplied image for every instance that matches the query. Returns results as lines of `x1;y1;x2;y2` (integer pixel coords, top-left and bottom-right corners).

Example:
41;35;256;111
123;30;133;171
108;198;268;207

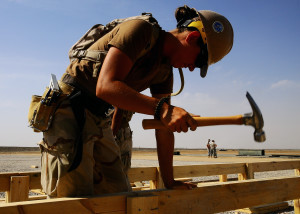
0;148;299;172
132;149;300;164
1;148;300;161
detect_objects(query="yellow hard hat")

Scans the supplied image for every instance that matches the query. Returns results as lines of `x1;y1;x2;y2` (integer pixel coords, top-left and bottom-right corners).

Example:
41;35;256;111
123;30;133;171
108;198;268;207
180;10;234;78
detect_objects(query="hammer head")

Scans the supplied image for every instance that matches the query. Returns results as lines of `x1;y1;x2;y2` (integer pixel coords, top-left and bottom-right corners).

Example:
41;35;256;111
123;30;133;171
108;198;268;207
243;92;266;142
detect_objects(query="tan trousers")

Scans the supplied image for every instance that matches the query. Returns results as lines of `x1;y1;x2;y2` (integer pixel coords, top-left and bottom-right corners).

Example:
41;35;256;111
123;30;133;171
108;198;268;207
39;100;131;197
115;122;133;173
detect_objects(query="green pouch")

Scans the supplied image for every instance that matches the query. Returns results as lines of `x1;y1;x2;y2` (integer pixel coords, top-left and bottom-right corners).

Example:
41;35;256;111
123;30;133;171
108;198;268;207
28;88;58;132
28;80;75;132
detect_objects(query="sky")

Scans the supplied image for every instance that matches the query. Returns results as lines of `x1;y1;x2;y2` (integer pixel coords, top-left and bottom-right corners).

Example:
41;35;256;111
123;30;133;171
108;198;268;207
0;0;299;150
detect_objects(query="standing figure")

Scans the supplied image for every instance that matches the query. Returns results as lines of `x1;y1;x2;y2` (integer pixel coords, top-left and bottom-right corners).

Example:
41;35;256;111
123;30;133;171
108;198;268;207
206;139;211;157
212;140;217;158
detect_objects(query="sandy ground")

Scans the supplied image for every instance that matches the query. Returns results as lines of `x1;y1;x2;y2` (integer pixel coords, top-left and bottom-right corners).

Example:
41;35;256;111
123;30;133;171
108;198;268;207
132;149;300;166
0;149;300;172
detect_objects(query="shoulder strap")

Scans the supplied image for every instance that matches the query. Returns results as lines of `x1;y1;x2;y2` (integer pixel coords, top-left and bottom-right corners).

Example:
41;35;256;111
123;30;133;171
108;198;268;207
68;24;108;62
68;13;161;77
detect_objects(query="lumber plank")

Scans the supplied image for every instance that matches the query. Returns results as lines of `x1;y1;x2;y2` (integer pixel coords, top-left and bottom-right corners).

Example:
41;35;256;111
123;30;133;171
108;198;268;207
246;163;255;179
6;176;29;203
249;160;300;172
127;167;157;182
0;172;41;192
0;176;299;214
173;163;246;178
295;199;300;214
127;195;158;214
150;167;164;189
0;195;127;214
0;161;298;201
0;167;158;192
158;176;300;214
294;169;300;214
238;172;247;180
219;174;227;182
237;202;289;214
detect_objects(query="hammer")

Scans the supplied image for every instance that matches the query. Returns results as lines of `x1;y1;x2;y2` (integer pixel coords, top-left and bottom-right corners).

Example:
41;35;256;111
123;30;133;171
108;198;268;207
142;92;266;142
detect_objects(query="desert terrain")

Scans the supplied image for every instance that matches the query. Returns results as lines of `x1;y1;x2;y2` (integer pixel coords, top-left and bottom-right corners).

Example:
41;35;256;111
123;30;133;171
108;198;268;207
0;147;300;172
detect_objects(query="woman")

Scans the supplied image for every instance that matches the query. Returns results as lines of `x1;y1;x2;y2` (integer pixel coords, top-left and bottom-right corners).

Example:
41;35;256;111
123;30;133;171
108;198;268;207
207;139;211;157
39;5;234;197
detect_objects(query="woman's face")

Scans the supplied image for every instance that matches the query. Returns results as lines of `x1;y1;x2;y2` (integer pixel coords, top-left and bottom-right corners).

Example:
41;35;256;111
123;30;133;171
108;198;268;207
170;31;201;71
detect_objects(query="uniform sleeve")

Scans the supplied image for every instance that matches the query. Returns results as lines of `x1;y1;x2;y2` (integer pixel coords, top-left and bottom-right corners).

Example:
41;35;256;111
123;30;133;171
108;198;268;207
108;19;154;63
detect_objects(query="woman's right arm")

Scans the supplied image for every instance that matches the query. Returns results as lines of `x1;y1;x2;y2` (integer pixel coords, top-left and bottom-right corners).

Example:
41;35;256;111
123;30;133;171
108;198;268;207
96;46;197;132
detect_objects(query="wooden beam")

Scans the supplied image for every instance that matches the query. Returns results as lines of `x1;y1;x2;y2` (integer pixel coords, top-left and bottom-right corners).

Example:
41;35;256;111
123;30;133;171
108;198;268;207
0;194;128;214
0;176;299;214
6;176;29;203
127;167;157;182
127;195;158;214
246;163;255;179
150;167;164;189
238;172;247;181
249;160;300;172
159;176;300;213
295;198;300;214
173;163;246;178
237;202;289;213
0;160;299;197
295;169;300;214
0;172;41;192
219;175;227;182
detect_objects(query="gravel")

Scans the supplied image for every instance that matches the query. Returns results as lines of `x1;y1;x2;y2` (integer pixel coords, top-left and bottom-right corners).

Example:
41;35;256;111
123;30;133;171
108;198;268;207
0;154;41;173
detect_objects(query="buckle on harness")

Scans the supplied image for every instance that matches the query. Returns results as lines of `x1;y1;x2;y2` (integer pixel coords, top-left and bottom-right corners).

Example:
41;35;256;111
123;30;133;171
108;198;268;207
72;50;87;58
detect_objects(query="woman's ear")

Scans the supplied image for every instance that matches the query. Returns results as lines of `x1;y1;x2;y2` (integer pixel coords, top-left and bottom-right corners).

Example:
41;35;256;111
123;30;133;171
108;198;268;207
186;31;201;44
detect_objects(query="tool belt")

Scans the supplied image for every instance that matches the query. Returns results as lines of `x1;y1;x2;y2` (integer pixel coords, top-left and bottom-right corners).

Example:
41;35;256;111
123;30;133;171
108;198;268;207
28;73;113;172
61;73;113;118
28;74;112;132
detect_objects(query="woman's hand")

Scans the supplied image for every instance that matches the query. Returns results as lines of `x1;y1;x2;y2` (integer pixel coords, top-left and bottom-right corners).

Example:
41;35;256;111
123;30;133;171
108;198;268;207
168;180;197;190
160;103;198;133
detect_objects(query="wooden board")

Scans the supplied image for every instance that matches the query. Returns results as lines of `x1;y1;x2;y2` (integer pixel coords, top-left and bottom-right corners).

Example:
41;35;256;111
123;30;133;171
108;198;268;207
127;195;158;214
237;202;289;214
173;163;246;178
0;176;299;214
6;176;29;203
249;160;300;172
0;172;41;192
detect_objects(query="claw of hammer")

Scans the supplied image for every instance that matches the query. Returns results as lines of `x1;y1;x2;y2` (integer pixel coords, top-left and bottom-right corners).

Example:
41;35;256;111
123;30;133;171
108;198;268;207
243;92;266;142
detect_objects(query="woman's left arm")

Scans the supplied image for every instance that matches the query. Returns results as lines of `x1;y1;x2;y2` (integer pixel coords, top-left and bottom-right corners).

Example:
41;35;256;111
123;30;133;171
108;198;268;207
153;93;197;190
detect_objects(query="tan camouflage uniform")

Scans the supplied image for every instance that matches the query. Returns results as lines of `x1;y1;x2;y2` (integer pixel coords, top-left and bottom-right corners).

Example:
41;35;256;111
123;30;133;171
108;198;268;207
39;99;131;197
114;111;134;174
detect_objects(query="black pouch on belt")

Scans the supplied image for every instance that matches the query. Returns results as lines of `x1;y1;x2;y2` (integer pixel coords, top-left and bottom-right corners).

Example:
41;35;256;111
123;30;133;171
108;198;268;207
68;90;85;172
61;73;113;172
67;87;113;172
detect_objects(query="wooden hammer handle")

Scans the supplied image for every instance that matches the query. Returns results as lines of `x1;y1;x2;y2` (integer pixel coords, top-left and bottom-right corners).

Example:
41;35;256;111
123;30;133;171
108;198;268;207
142;115;244;130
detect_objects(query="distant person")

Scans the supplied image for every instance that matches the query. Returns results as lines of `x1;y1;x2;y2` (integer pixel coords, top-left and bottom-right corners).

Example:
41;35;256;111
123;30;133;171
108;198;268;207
209;140;214;158
212;140;217;158
206;139;211;157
